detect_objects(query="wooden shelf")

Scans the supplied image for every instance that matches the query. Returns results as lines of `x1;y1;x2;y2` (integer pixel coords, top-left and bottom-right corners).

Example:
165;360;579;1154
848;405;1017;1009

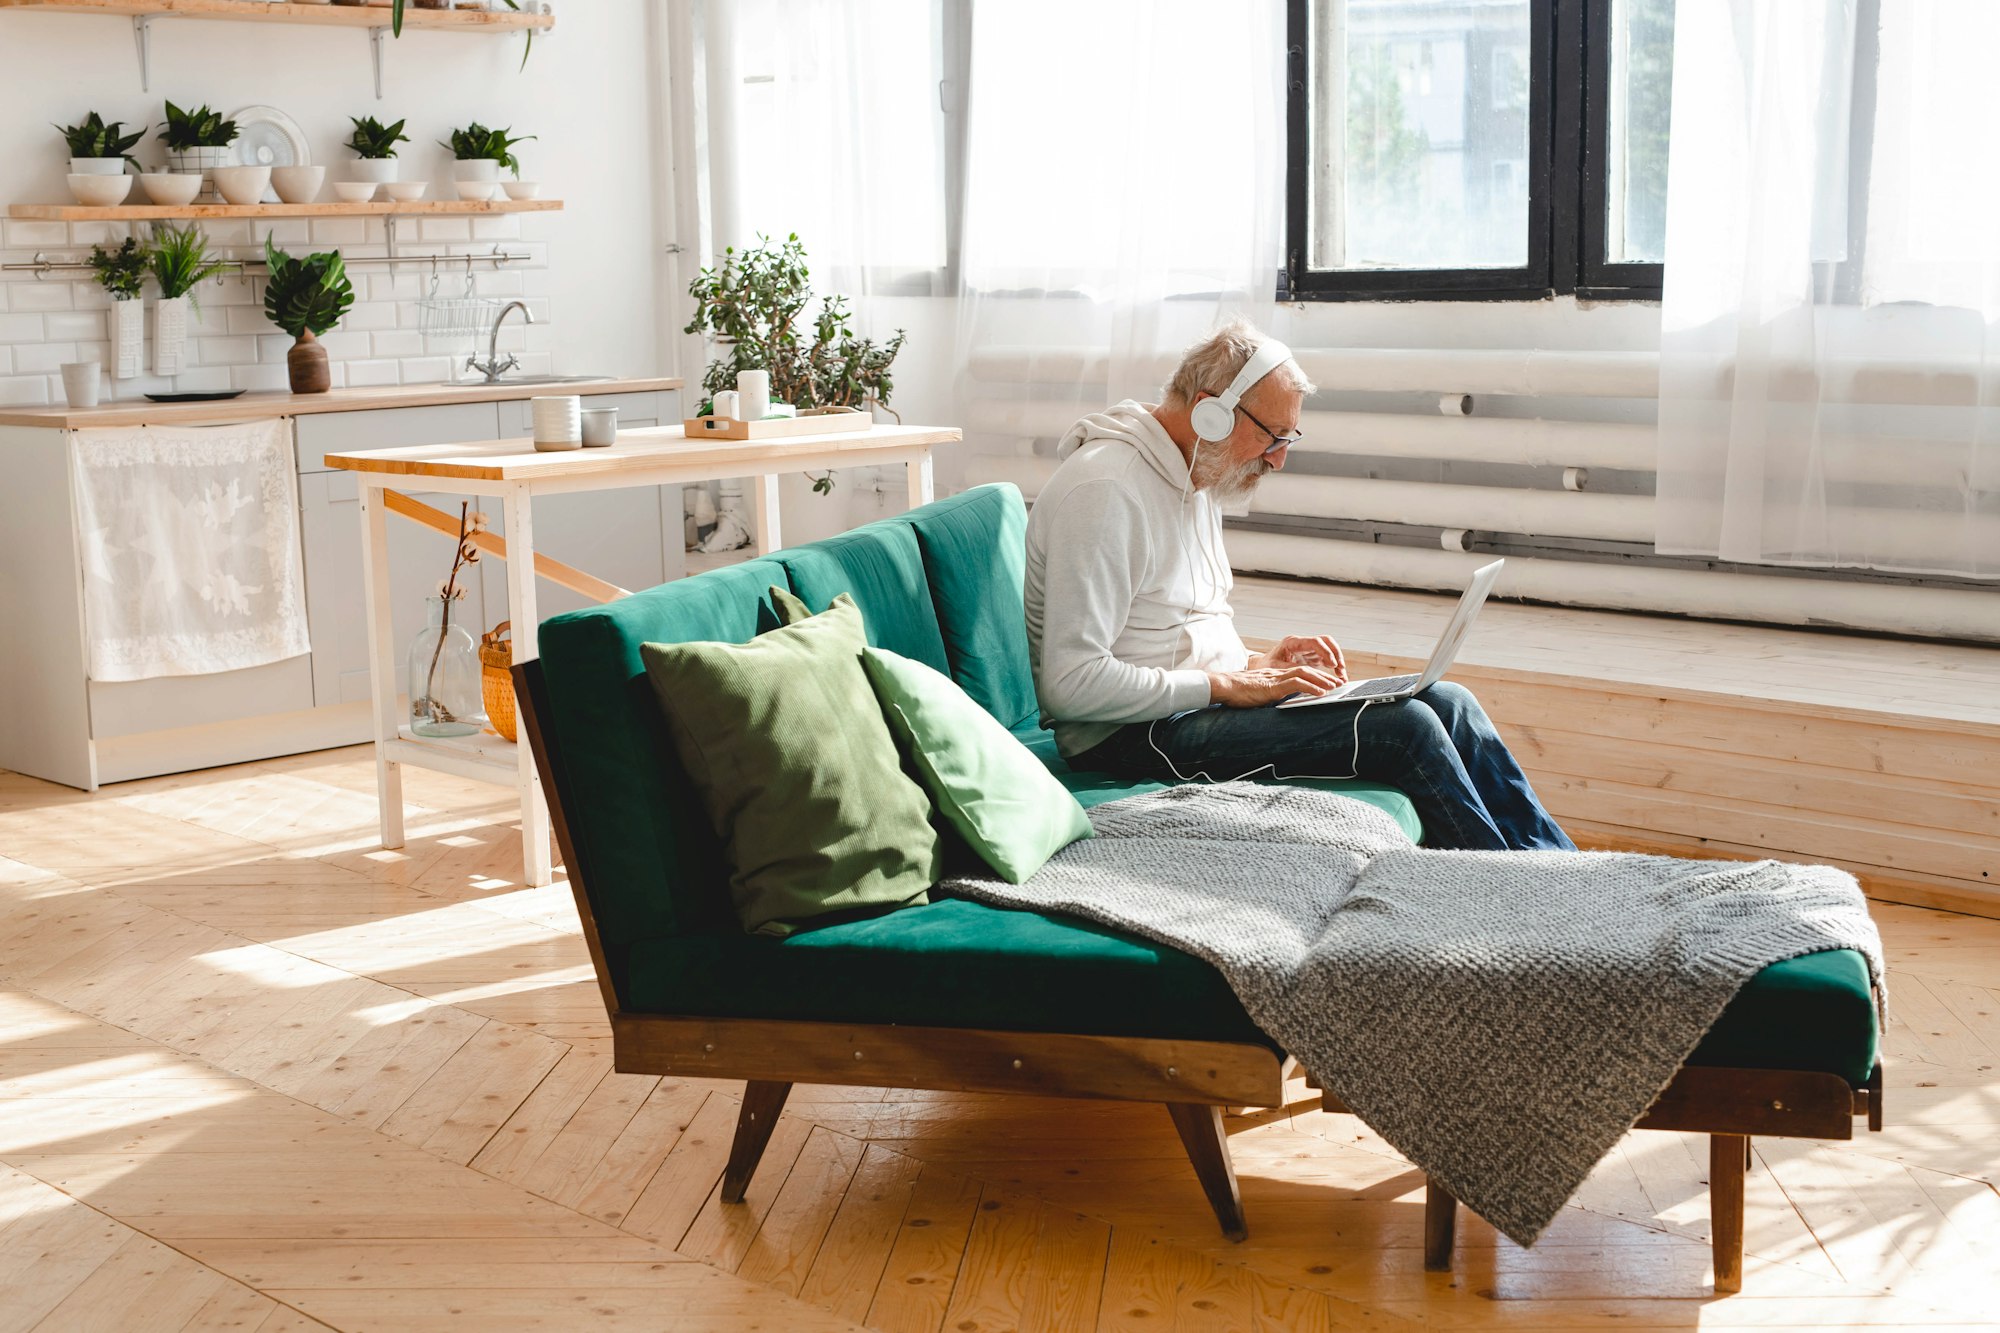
8;199;561;221
0;0;552;31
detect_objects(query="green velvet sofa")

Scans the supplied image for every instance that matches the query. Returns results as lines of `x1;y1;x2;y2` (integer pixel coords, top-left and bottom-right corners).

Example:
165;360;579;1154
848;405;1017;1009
515;483;1882;1292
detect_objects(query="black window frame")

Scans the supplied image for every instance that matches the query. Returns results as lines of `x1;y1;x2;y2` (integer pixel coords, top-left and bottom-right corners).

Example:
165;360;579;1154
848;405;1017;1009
1284;0;1667;302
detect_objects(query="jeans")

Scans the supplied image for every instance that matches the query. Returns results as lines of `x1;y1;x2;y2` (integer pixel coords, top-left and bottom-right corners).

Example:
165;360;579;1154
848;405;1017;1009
1074;681;1576;852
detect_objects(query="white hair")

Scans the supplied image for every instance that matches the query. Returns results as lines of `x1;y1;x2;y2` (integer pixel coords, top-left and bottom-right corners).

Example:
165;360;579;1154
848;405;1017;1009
1163;318;1316;405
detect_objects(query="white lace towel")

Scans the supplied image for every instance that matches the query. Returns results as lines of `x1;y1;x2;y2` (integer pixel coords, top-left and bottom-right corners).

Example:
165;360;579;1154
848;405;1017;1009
72;419;311;682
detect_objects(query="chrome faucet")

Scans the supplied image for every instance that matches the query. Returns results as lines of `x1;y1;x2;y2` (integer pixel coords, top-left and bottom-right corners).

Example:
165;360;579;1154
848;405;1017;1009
467;300;534;383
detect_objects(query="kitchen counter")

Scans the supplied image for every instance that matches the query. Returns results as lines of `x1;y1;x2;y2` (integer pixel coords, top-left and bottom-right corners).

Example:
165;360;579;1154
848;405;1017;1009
0;377;684;430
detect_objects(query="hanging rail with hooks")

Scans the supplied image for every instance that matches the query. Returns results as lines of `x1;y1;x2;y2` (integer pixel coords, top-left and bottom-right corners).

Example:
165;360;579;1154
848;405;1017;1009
1;245;531;281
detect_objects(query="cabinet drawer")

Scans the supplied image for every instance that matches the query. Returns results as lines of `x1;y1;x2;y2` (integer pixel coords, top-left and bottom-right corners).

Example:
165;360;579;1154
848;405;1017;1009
296;403;503;473
89;655;315;740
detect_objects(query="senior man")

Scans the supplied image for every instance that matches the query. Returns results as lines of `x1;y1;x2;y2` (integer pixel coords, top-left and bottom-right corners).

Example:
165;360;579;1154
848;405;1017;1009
1023;320;1574;851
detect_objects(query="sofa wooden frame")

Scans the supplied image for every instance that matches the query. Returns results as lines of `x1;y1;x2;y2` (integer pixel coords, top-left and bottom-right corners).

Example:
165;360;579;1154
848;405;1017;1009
516;658;1882;1293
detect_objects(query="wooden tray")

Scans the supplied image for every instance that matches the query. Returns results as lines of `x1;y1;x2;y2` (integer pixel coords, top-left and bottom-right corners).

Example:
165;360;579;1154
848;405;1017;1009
682;409;873;440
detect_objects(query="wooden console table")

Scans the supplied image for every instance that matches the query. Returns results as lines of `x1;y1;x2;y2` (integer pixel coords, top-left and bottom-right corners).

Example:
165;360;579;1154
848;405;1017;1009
326;422;961;886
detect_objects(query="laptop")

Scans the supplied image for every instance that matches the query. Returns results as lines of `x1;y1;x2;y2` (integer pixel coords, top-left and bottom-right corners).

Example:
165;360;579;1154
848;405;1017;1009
1276;559;1505;709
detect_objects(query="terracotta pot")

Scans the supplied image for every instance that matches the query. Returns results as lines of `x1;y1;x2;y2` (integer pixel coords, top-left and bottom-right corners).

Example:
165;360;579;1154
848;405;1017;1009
288;330;331;394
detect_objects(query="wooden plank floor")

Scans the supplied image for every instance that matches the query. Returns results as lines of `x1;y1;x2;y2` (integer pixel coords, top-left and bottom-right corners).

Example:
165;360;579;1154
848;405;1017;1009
4;748;2000;1330
1232;576;2000;917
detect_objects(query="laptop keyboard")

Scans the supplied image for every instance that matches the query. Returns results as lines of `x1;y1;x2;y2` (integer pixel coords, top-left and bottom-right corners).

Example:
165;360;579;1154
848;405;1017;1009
1343;672;1422;699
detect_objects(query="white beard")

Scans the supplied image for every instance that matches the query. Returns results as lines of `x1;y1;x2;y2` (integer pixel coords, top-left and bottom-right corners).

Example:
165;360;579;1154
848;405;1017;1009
1193;450;1273;505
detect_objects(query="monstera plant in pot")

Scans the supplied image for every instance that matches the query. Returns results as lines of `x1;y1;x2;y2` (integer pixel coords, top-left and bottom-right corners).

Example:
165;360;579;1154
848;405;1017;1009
262;238;354;395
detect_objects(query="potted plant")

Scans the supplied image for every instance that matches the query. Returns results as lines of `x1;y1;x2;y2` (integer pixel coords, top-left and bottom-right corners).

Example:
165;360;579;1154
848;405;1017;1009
346;114;409;185
90;238;150;382
442;121;535;184
148;225;228;378
57;112;146;176
261;237;355;395
159;101;239;201
684;232;906;512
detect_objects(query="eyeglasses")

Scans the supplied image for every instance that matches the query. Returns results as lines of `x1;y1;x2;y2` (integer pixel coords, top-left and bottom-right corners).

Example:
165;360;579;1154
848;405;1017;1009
1237;401;1305;456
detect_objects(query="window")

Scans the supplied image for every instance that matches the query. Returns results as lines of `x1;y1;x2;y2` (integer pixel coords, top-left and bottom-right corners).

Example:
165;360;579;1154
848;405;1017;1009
1286;0;1674;301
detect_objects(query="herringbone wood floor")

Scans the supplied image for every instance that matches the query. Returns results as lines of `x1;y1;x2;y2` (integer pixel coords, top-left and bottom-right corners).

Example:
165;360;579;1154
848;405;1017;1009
2;746;1997;1331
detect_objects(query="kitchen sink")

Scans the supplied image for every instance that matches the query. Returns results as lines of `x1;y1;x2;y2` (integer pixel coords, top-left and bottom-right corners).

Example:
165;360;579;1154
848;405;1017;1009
477;374;615;386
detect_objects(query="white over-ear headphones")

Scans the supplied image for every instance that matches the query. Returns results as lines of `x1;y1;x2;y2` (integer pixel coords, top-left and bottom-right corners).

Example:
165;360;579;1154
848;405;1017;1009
1188;338;1294;443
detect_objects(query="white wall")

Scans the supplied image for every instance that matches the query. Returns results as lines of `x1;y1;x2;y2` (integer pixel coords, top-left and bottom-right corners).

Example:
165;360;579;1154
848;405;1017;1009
0;1;670;405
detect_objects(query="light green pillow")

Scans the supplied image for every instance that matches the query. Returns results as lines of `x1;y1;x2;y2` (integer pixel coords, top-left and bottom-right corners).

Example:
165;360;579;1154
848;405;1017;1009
639;593;940;937
859;646;1093;883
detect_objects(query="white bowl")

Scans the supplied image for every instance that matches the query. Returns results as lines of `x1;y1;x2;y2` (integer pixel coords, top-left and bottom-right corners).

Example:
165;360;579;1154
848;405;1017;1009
382;181;428;202
333;181;378;203
137;172;203;206
67;173;134;207
454;180;501;202
69;157;128;177
270;165;325;204
212;164;273;206
502;180;541;200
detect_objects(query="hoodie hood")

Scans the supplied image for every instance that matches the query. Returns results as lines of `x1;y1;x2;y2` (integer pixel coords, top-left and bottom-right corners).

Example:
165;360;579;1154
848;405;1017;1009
1055;399;1191;490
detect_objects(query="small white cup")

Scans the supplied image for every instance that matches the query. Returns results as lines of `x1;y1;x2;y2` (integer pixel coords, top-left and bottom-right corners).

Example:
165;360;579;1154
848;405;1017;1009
60;361;102;409
531;395;582;450
580;407;618;447
736;368;770;421
711;390;739;419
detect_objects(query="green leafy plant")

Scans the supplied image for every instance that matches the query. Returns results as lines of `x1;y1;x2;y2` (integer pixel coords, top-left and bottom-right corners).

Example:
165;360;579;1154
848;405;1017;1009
159;101;238;152
148;225;229;309
57;111;147;164
684;233;906;494
346;115;410;160
89;238;149;301
499;0;537;69
441;122;535;178
261;237;355;339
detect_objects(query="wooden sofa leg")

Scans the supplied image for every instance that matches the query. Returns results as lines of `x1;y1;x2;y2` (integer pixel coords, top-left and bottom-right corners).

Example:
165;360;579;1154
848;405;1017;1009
1165;1103;1247;1242
720;1081;792;1204
1711;1133;1746;1293
1423;1176;1457;1271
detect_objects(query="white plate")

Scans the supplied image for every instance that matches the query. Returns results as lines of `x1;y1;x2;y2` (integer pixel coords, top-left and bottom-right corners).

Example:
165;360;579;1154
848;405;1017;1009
229;104;309;201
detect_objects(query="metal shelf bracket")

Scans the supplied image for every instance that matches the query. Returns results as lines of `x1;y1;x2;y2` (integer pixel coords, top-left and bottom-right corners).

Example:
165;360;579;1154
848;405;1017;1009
370;25;387;99
132;14;157;92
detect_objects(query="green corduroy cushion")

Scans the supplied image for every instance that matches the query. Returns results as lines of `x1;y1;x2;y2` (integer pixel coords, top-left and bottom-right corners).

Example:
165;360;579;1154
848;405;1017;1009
862;647;1093;882
891;484;1042;729
1688;949;1879;1085
639;593;941;937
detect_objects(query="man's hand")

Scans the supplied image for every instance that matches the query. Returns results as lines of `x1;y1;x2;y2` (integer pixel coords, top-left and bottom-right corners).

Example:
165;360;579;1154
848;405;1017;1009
1249;634;1348;684
1206;663;1344;708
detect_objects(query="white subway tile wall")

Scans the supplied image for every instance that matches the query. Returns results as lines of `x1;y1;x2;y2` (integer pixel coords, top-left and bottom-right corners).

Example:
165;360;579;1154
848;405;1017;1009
0;214;552;404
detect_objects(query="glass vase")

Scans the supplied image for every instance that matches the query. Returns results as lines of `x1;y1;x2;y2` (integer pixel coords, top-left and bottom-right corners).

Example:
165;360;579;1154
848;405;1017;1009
408;596;486;737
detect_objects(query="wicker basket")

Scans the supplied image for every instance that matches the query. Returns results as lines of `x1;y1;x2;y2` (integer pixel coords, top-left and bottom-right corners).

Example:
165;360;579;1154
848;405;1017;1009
480;620;517;742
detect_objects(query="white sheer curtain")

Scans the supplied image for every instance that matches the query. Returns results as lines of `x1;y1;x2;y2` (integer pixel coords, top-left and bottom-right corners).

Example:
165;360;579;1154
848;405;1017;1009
1656;0;2000;579
952;0;1291;468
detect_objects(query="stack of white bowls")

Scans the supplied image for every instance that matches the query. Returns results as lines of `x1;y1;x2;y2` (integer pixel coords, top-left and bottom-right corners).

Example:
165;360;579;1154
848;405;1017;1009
531;395;582;452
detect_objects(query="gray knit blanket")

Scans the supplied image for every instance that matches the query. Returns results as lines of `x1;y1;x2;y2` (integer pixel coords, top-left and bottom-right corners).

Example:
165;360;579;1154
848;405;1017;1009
942;782;1885;1247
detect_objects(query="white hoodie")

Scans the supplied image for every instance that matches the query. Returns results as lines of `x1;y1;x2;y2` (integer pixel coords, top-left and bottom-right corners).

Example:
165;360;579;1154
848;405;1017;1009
1024;400;1251;757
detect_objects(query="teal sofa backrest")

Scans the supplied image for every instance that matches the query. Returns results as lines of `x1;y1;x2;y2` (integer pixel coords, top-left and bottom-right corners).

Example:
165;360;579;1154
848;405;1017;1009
533;484;1040;1003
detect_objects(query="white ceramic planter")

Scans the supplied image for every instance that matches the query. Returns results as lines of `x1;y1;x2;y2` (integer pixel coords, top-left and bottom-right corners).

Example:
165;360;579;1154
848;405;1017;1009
453;159;500;183
112;297;144;381
350;157;398;184
153;295;192;378
68;157;127;176
166;145;237;202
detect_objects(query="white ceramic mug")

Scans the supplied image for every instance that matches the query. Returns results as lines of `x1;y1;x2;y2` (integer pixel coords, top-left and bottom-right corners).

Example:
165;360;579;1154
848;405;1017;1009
531;395;582;450
60;361;102;409
736;369;770;421
711;389;739;420
580;407;618;447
